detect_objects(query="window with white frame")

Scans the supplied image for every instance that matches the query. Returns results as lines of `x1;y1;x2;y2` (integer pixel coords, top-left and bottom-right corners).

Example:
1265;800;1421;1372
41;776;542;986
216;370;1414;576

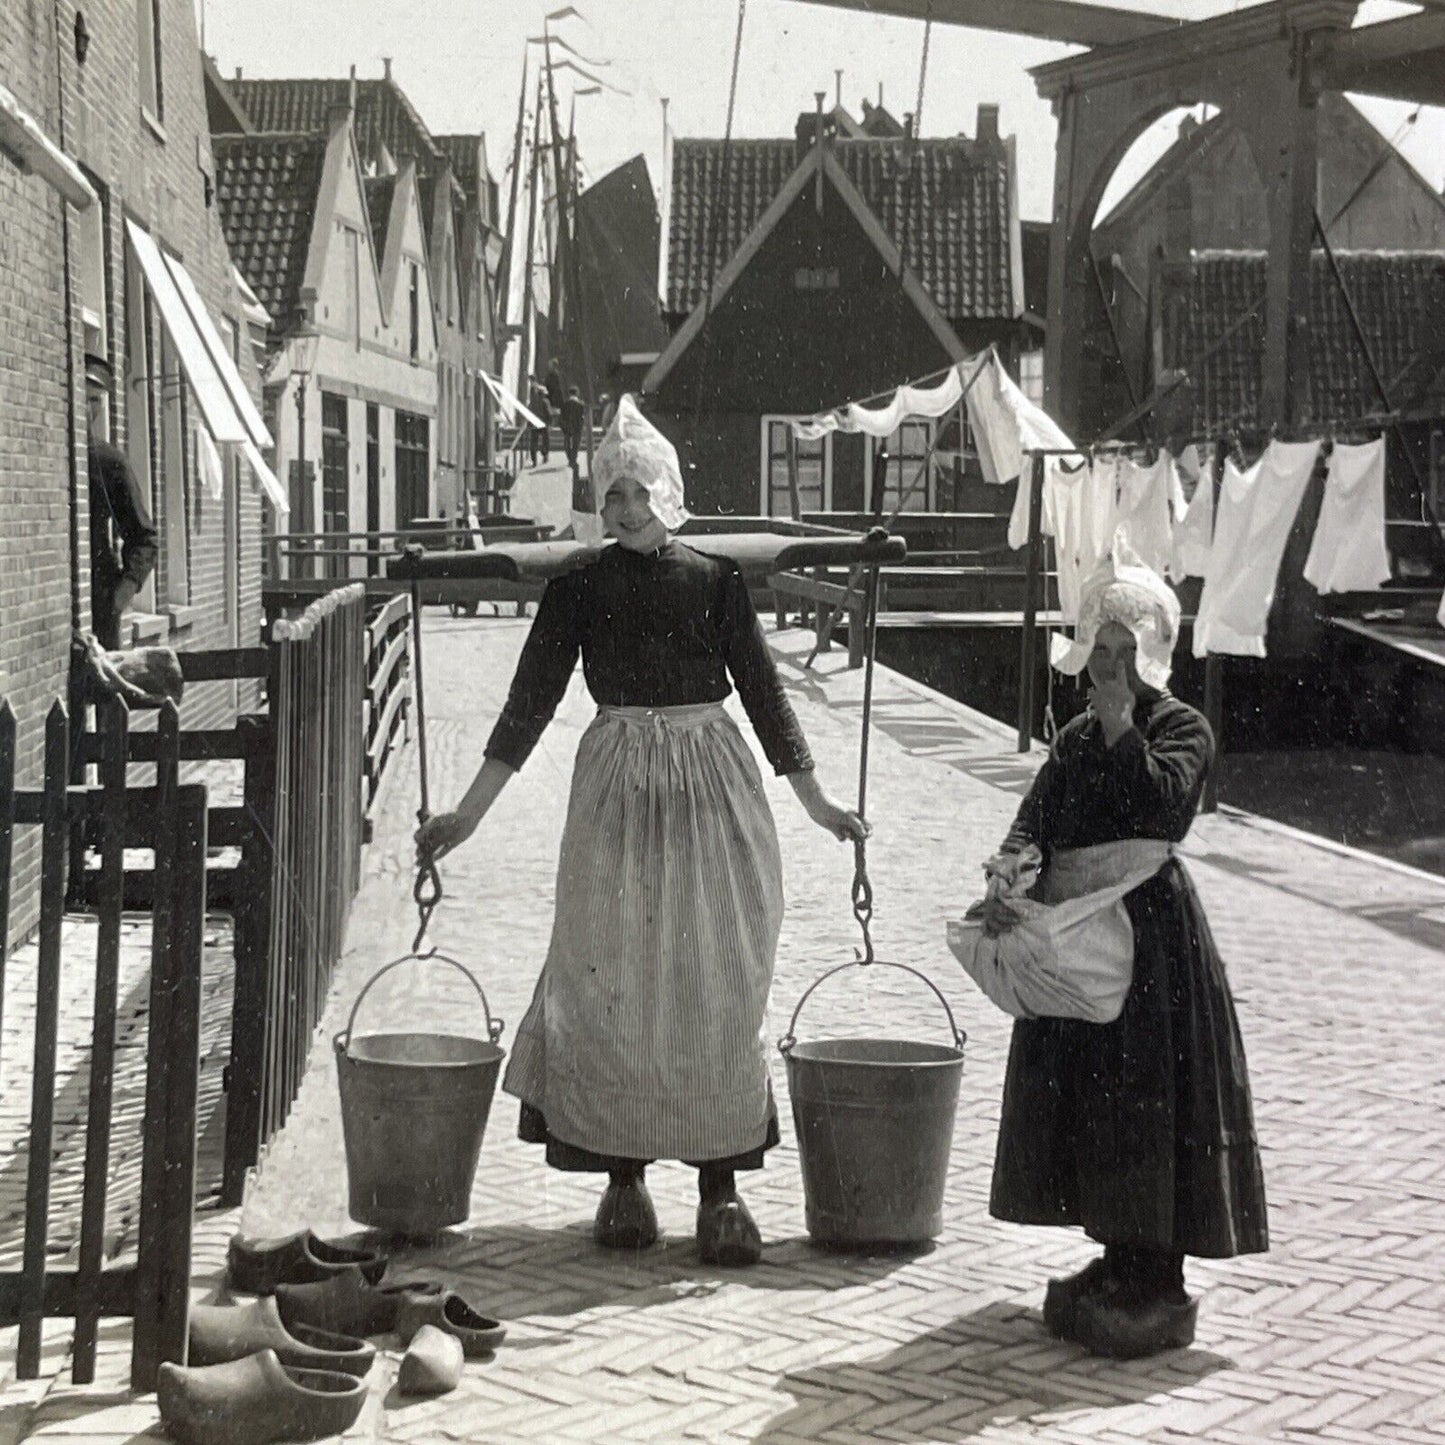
868;420;934;514
136;0;163;123
761;417;829;516
78;191;109;371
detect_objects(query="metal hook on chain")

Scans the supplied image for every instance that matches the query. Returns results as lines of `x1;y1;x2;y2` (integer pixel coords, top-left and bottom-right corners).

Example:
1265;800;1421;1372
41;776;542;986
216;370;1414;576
412;809;442;957
850;837;875;966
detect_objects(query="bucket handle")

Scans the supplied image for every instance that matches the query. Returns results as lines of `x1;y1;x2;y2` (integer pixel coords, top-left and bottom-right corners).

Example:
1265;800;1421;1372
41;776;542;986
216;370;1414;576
339;952;504;1056
777;958;966;1056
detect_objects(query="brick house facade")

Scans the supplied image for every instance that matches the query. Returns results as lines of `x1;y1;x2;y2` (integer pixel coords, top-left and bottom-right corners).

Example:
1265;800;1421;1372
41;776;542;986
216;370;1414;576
2;0;270;944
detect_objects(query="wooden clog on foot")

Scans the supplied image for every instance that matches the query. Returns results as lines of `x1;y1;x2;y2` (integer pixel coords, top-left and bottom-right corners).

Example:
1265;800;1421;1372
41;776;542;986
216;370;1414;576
156;1348;365;1445
696;1195;762;1267
189;1296;374;1376
592;1177;659;1250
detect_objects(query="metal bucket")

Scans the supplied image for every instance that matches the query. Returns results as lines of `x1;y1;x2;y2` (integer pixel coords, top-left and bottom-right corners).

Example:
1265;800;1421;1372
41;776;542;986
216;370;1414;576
334;953;505;1236
780;961;965;1249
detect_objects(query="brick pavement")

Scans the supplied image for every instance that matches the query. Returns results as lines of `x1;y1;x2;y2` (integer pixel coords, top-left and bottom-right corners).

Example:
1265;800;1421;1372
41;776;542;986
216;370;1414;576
11;612;1445;1442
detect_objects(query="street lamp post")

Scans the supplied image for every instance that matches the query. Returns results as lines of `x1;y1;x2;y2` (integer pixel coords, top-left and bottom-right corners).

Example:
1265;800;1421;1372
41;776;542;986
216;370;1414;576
289;323;320;579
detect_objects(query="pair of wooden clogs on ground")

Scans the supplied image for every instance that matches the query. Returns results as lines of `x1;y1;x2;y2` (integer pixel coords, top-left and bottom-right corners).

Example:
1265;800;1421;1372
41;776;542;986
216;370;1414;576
157;1230;507;1445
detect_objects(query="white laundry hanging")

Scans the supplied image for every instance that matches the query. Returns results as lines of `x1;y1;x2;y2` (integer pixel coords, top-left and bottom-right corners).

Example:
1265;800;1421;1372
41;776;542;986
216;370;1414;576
1115;450;1186;581
968;350;1078;491
1303;438;1392;594
1043;454;1120;623
1171;448;1216;582
1192;439;1321;658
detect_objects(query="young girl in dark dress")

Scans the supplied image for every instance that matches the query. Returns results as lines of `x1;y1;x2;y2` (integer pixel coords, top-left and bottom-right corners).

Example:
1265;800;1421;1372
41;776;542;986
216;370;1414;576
981;552;1268;1358
418;398;867;1265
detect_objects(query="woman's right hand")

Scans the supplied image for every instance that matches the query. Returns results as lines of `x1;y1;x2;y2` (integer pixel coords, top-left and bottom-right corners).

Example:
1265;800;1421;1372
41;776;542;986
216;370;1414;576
415;809;480;863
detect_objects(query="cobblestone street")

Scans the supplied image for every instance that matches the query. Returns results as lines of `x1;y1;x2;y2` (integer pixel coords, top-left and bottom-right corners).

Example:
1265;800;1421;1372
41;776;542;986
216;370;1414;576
12;610;1445;1443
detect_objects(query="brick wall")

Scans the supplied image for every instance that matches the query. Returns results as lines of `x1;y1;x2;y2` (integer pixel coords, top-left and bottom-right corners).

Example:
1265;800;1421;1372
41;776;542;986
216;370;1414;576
2;0;268;944
0;0;85;944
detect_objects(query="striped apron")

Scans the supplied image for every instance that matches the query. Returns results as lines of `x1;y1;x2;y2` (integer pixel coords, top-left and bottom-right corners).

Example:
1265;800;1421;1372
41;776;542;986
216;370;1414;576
502;702;785;1162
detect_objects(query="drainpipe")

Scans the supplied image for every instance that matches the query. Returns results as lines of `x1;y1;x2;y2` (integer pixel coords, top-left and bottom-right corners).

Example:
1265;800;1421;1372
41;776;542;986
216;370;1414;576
51;0;81;633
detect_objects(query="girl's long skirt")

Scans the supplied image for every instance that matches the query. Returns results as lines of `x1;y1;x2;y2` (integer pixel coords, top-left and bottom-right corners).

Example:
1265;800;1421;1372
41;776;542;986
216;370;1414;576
502;703;785;1168
990;857;1268;1259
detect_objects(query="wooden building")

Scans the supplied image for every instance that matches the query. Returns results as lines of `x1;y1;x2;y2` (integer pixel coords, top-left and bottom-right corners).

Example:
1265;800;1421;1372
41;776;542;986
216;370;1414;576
643;103;1027;517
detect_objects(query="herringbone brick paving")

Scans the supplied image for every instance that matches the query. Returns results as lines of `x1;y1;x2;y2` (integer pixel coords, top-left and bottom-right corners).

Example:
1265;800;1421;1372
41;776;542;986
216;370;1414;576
11;614;1445;1442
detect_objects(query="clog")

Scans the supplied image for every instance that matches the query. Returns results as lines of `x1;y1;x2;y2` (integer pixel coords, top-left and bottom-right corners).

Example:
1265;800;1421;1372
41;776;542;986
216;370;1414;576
395;1291;507;1356
696;1195;762;1267
227;1230;386;1295
1041;1257;1111;1341
396;1324;464;1397
1071;1291;1199;1359
276;1267;443;1337
156;1348;366;1445
592;1177;659;1250
189;1296;375;1376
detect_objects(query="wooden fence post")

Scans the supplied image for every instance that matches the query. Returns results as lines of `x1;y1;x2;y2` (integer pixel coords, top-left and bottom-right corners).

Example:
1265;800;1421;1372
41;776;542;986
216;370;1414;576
72;697;129;1382
16;704;70;1379
221;713;276;1206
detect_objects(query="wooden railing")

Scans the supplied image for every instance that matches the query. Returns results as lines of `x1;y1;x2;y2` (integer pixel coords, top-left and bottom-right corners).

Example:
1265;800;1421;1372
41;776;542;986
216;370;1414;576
225;588;366;1202
362;592;412;843
265;522;554;583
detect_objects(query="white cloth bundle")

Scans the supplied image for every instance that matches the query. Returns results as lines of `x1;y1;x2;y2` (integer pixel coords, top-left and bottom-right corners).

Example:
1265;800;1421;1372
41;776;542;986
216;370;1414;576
946;838;1173;1024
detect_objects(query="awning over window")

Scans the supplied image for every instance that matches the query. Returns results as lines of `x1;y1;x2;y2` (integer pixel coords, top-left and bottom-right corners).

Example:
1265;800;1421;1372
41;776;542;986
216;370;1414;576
164;252;273;449
125;219;247;445
0;82;96;211
480;369;545;429
240;438;289;516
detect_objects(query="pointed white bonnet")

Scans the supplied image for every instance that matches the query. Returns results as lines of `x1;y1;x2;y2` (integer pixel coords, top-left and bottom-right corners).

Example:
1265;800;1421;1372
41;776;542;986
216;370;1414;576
591;395;689;531
1049;538;1182;690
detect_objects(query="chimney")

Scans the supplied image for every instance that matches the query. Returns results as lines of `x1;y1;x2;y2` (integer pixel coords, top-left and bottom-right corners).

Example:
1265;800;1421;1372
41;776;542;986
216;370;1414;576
976;103;1000;146
878;82;884;109
904;112;914;140
382;57;393;82
234;66;242;80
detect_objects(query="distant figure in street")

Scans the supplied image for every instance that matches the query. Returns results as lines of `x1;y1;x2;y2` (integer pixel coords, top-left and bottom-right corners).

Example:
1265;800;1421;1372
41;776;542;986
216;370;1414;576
528;381;552;466
978;547;1267;1360
597;392;616;431
545;357;565;413
561;385;586;471
417;396;869;1268
85;379;157;649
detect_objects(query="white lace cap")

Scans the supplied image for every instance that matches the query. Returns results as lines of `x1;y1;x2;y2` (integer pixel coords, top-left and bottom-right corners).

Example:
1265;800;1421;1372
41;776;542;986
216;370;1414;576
591;395;689;531
1049;538;1182;689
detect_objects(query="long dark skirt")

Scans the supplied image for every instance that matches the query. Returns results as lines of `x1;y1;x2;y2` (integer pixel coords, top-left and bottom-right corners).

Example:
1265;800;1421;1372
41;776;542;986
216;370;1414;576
990;857;1268;1259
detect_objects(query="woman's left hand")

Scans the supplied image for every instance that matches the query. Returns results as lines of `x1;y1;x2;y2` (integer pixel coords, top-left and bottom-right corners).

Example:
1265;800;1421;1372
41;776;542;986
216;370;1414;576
808;795;872;843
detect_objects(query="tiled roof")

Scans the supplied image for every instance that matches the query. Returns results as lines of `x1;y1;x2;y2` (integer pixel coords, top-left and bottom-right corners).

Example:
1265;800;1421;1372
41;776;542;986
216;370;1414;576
1157;250;1445;433
666;136;1016;320
363;176;396;268
227;78;442;171
434;134;482;194
213;132;329;333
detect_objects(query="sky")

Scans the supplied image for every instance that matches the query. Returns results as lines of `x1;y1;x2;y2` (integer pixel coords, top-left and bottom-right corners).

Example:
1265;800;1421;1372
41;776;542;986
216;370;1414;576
204;0;1445;225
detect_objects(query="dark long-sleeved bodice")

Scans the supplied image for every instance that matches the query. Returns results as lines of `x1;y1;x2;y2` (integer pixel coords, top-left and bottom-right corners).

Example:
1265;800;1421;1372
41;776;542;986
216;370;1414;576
1004;689;1212;856
485;541;814;775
